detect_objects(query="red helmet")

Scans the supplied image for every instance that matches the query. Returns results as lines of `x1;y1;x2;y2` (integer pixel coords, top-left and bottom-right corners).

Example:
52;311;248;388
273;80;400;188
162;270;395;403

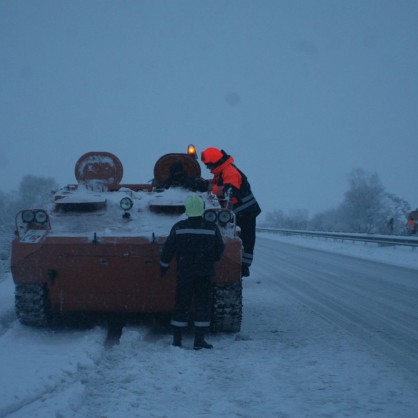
201;147;223;164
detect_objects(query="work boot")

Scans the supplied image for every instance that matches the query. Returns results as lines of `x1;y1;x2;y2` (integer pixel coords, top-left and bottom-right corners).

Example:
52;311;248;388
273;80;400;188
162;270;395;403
193;330;213;350
172;327;182;347
241;265;250;277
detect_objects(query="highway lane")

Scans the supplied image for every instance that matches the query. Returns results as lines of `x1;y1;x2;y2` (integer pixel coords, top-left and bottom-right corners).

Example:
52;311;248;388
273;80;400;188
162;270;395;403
252;237;418;380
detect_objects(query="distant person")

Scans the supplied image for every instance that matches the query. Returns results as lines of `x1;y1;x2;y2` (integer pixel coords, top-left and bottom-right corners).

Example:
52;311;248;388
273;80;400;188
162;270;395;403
160;195;224;349
201;147;261;277
407;217;416;235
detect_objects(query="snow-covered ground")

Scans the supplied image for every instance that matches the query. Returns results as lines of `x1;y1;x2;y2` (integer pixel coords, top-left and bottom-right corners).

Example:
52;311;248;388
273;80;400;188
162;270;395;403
1;235;417;417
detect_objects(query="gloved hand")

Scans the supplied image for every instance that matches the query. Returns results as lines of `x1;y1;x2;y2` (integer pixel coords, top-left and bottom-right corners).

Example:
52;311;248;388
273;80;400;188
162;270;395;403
160;266;169;277
182;177;207;192
193;178;209;192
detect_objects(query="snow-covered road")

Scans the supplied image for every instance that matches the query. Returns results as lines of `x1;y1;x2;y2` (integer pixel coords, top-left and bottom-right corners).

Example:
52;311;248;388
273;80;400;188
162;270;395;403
255;238;418;379
1;236;418;417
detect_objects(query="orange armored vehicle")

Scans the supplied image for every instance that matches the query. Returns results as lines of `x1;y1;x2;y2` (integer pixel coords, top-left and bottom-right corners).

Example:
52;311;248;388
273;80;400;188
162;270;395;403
11;146;243;332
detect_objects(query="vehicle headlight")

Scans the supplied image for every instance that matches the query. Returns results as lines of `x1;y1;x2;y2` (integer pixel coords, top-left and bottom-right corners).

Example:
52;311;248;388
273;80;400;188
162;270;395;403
218;210;233;224
35;210;48;224
204;209;217;223
120;197;133;211
21;210;35;223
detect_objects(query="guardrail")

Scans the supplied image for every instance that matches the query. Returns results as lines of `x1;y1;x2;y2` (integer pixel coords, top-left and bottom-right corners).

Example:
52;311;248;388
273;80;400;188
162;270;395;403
257;227;418;248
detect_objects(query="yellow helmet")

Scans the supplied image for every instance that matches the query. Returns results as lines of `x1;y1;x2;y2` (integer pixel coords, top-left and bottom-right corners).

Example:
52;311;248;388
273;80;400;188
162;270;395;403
185;195;205;217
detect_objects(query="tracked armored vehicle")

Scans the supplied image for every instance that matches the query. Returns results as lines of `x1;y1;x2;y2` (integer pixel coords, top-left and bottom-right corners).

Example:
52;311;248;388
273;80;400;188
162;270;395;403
11;147;243;332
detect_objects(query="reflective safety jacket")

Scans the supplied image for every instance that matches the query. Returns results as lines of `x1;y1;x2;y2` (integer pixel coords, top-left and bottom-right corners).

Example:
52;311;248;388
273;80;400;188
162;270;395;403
160;216;225;278
210;155;261;219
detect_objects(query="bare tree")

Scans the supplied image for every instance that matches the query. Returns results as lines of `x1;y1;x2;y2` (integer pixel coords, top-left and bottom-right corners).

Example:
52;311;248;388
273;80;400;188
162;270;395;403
310;207;346;232
16;175;58;209
339;169;387;233
262;209;286;227
251;168;412;235
310;169;410;234
262;208;309;230
383;192;411;234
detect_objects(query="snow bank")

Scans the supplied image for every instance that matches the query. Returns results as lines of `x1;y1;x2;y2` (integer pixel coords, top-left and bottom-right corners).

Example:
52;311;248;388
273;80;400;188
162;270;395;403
258;232;418;271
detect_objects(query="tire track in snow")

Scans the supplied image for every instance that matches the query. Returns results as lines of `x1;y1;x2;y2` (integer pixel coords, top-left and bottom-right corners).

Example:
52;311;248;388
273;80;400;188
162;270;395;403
0;309;17;338
1;325;107;418
0;277;17;338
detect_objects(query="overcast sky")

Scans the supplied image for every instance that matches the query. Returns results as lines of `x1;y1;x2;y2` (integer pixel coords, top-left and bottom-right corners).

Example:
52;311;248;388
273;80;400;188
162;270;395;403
1;0;417;216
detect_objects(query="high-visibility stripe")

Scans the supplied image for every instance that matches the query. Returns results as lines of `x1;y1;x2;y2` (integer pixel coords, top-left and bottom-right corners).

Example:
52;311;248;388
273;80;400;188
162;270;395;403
243;252;253;266
194;321;210;327
170;320;188;327
241;193;255;203
160;261;169;268
176;228;215;236
243;252;253;261
234;198;257;213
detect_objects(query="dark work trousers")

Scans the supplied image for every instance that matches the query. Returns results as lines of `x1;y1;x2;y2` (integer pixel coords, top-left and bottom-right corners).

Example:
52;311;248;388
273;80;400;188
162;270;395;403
170;274;213;329
236;215;257;268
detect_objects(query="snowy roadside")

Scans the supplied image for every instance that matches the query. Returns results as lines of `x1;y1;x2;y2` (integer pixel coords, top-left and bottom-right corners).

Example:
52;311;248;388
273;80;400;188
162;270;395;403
2;271;418;418
0;322;105;417
258;231;418;271
1;237;418;417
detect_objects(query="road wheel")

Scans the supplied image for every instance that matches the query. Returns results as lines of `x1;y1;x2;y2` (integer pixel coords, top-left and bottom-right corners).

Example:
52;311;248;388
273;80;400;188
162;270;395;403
15;283;52;327
211;281;242;333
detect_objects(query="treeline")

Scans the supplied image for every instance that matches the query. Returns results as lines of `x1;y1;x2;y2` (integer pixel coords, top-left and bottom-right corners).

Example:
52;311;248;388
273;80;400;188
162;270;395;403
0;175;58;280
262;169;412;235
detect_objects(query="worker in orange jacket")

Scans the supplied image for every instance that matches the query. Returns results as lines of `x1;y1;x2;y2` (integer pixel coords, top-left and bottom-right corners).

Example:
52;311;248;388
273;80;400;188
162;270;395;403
201;147;261;277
